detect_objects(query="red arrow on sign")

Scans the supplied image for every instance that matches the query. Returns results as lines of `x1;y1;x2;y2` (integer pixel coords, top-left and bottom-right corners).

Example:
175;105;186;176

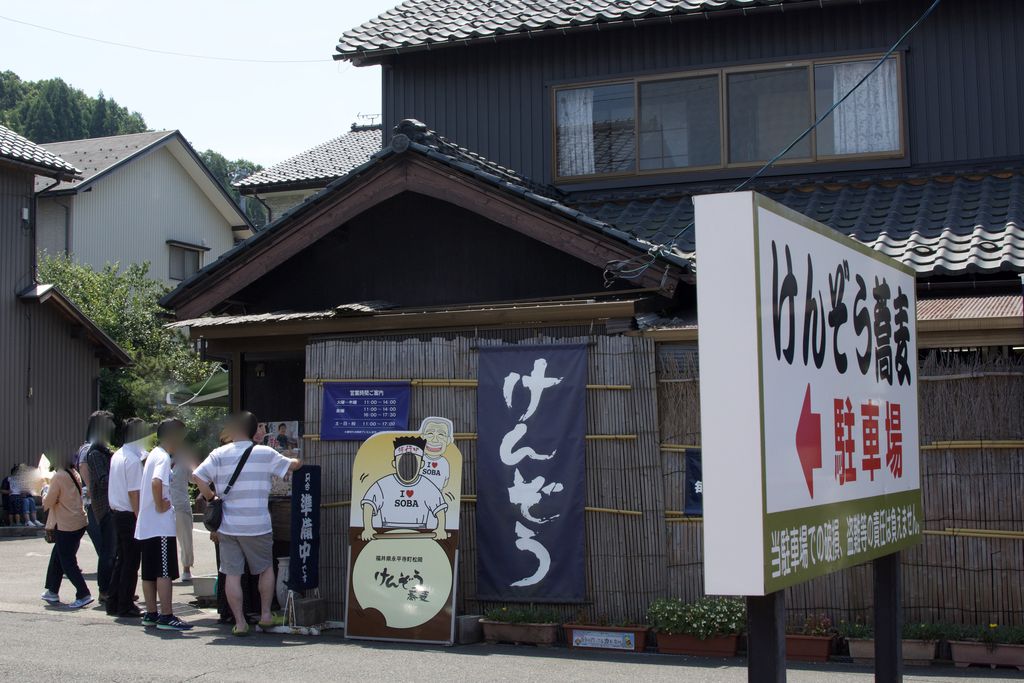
795;383;822;498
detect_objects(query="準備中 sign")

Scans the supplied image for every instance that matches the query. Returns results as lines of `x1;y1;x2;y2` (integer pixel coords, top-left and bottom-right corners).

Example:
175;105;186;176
696;192;921;596
287;465;320;591
476;345;587;602
345;417;461;645
320;382;410;440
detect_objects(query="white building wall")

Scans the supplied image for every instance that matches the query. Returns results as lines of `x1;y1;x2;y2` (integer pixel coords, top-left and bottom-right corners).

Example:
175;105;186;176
68;146;236;284
36;197;72;257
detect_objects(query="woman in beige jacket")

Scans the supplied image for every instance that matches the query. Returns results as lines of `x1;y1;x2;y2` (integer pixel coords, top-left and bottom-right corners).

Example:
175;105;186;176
41;460;93;609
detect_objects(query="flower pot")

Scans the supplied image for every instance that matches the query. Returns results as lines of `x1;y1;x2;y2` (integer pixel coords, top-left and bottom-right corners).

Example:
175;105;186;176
656;633;739;657
563;624;649;652
847;638;937;666
785;634;833;662
480;619;560;647
949;640;1024;670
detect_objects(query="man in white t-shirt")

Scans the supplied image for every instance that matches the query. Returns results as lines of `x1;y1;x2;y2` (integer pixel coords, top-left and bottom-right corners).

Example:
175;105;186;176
106;417;147;618
360;436;449;541
135;419;192;632
192;412;300;634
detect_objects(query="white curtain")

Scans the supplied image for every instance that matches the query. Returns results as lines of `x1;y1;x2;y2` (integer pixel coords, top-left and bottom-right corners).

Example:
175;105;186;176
832;58;899;155
556;89;595;176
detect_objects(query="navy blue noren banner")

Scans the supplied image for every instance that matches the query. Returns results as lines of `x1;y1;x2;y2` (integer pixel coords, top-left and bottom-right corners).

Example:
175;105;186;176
320;381;411;440
476;344;587;602
288;465;321;591
684;449;703;516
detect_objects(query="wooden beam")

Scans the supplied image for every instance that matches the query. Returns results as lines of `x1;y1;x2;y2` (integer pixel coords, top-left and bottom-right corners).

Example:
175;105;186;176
186;299;639;340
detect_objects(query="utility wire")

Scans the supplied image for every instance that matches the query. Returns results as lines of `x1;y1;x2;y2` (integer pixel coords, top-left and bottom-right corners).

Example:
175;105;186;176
0;14;331;64
604;0;943;286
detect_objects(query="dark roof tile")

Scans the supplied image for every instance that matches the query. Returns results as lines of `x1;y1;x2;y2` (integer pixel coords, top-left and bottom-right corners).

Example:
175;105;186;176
337;1;855;59
235;125;382;191
0;125;79;178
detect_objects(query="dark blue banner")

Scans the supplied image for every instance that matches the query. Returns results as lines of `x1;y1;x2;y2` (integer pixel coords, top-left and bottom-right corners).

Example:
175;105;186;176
684;449;703;515
476;344;587;602
320;382;411;440
288;465;321;591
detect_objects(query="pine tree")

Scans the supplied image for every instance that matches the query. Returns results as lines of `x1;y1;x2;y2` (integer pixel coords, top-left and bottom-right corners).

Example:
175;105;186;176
89;92;109;137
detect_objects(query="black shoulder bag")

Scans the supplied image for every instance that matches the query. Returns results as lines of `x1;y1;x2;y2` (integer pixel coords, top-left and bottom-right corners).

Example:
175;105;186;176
202;444;255;532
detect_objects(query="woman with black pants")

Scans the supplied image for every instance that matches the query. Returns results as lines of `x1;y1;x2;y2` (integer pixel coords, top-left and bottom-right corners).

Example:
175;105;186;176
41;459;93;609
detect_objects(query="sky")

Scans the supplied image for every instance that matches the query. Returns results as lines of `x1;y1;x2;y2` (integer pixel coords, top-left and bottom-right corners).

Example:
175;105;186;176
0;0;402;166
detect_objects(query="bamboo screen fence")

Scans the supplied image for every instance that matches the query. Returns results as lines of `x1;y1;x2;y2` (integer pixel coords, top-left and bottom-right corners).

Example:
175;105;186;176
658;344;1024;627
303;328;668;623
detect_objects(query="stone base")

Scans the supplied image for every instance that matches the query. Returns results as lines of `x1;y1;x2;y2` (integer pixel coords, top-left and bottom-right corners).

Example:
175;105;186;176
457;614;483;644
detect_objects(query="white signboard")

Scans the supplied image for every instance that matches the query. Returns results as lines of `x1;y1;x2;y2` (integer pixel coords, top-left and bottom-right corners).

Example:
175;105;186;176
696;192;922;596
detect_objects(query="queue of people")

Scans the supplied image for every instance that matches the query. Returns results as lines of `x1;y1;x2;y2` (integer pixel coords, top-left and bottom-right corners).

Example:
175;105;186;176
40;410;301;637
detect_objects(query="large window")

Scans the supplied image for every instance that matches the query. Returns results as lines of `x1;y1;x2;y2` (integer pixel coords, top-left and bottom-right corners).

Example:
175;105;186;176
168;243;203;281
553;55;902;180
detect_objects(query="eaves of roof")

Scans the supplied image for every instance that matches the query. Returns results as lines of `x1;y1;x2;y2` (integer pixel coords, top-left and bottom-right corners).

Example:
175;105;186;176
18;284;132;367
335;0;880;64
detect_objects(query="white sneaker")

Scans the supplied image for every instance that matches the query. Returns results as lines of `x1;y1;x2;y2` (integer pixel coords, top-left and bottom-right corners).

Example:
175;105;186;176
32;520;43;527
23;521;32;527
68;595;94;610
181;570;192;582
41;590;60;604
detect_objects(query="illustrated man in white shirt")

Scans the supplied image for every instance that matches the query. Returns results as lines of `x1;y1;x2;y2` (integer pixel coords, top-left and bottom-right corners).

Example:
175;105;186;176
360;436;448;541
418;417;453;494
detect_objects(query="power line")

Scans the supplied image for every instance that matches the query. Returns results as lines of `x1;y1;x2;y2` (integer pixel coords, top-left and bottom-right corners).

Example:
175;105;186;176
0;14;332;64
603;0;943;286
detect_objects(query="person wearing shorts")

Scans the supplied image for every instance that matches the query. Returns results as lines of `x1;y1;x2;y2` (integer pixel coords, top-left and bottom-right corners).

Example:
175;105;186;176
193;411;301;636
135;419;192;632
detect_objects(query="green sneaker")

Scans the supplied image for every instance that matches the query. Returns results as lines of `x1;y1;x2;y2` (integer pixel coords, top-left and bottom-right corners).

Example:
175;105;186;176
141;612;158;627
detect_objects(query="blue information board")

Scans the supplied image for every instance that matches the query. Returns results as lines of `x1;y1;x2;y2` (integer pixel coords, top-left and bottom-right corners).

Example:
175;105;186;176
320;381;411;440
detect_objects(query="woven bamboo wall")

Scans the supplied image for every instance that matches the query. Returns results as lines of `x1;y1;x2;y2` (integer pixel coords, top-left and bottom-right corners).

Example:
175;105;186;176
657;344;1024;626
303;329;668;622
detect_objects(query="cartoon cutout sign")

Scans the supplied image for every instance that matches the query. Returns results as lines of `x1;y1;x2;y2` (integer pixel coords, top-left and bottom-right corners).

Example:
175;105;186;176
346;417;461;644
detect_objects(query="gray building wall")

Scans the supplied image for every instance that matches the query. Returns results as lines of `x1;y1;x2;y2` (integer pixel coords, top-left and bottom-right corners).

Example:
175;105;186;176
0;163;100;476
381;0;1023;186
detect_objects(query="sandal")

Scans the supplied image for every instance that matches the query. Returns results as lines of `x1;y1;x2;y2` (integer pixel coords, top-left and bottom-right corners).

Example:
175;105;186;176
232;625;250;637
258;614;286;629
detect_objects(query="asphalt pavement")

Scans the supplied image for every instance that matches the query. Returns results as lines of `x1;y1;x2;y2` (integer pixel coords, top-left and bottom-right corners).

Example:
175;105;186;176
0;533;1019;682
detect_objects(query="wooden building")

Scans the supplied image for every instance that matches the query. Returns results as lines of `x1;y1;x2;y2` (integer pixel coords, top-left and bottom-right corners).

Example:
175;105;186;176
163;0;1024;625
0;125;130;477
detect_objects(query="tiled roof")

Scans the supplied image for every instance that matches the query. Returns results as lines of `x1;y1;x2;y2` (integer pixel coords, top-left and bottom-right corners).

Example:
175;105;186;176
0;125;79;178
917;294;1022;322
235;124;383;192
573;170;1024;276
35;130;174;192
337;0;851;59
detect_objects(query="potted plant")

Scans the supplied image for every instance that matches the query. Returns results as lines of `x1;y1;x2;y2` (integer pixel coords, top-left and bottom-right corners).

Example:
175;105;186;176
949;623;1024;669
837;620;939;666
563;612;650;653
786;614;834;663
648;596;745;657
480;606;561;646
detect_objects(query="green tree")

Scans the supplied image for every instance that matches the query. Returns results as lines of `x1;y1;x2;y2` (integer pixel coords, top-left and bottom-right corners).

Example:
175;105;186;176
36;254;226;444
88;92;109;137
200;149;267;227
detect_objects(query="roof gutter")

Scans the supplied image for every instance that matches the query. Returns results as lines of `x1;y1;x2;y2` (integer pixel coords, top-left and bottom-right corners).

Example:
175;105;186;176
335;0;883;65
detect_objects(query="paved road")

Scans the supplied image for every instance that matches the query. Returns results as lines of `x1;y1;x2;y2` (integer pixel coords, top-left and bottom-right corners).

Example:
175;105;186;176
0;534;1018;682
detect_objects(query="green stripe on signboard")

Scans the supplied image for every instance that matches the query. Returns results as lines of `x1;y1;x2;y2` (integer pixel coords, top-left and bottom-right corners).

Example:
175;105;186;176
761;489;923;593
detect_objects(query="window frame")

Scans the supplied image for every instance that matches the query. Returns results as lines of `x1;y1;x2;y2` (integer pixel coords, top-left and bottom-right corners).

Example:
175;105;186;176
167;241;206;281
550;52;906;183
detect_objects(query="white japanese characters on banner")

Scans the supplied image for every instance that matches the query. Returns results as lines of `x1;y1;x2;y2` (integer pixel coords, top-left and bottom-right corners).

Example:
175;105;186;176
696;191;922;596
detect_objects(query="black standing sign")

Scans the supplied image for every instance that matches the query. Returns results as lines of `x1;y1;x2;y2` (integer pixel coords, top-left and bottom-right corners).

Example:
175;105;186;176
476;344;587;602
684;449;703;515
288;465;321;591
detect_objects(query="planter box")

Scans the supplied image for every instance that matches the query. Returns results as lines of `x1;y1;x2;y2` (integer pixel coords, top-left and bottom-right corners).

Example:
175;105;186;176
656;633;739;657
564;624;649;653
950;640;1024;670
847;638;937;666
786;634;833;662
480;620;559;647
